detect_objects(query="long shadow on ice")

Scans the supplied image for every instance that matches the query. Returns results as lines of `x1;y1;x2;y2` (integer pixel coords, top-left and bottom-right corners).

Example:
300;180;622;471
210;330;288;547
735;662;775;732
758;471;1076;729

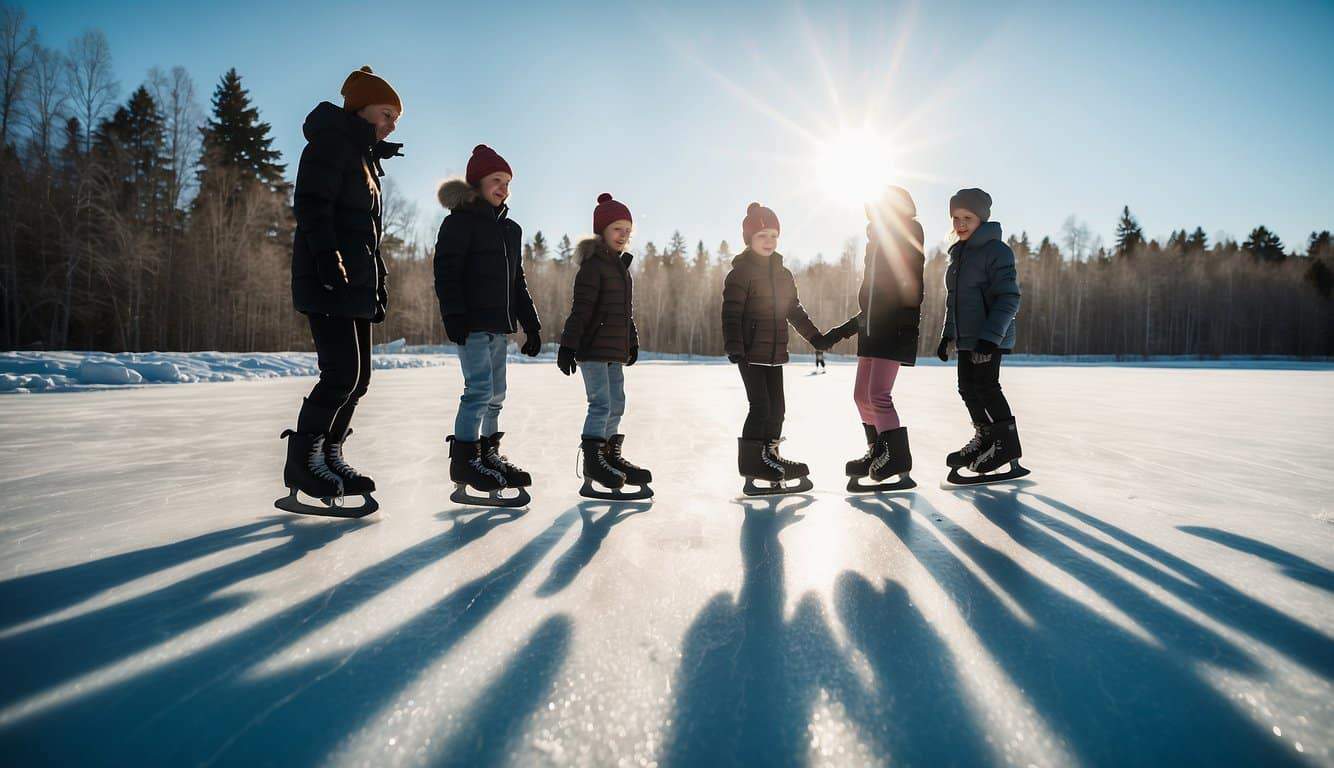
877;490;1302;766
1178;525;1334;594
0;506;553;766
536;499;651;597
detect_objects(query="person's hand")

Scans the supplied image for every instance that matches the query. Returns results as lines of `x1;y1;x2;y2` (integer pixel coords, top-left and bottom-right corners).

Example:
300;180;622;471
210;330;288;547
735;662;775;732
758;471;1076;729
371;286;388;323
811;331;834;352
728;353;745;365
521;331;541;357
557;346;577;375
834;316;859;341
627;345;639;366
316;250;348;291
936;336;951;362
444;316;468;345
971;339;997;364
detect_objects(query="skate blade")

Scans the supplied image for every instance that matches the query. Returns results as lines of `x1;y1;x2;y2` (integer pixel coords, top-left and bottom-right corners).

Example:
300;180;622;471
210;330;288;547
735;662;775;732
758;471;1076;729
742;476;815;497
846;473;917;493
449;483;532;509
275;489;379;518
941;461;1031;489
579;479;654;501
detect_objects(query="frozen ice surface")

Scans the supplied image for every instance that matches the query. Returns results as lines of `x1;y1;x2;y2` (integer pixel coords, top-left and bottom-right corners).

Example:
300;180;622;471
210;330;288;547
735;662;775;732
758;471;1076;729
0;360;1330;766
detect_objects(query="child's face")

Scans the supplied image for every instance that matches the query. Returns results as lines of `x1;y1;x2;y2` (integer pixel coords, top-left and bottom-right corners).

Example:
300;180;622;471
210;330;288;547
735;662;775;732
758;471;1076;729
603;220;632;252
479;172;511;207
750;229;779;256
952;209;981;241
356;104;400;142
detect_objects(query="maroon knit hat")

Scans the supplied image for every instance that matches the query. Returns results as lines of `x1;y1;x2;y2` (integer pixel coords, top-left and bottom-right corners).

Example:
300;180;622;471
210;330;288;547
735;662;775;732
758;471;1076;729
593;193;633;235
465;144;512;186
742;202;780;245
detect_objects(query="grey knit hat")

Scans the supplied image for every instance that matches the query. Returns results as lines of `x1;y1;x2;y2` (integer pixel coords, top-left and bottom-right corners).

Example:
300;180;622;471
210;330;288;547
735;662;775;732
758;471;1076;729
949;187;992;222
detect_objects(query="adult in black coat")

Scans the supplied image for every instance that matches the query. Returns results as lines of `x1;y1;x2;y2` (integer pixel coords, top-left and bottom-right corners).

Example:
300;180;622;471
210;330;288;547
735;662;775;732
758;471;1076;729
281;66;403;505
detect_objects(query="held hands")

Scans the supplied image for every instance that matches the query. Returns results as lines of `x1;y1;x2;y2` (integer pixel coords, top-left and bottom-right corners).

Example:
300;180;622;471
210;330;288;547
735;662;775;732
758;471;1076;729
627;345;639;366
316;250;348;291
444;316;468;345
971;339;997;364
936;336;952;362
834;316;859;342
811;331;835;353
521;331;542;357
557;346;577;375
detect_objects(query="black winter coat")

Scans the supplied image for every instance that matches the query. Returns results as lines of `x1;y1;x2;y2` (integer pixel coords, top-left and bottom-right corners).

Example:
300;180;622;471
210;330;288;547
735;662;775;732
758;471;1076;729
722;249;820;365
943;221;1021;351
559;238;638;363
852;217;925;364
291;101;400;320
433;179;540;335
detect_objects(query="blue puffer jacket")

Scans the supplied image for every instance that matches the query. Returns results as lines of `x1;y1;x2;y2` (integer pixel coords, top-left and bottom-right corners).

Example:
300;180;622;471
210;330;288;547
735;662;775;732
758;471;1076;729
942;221;1020;351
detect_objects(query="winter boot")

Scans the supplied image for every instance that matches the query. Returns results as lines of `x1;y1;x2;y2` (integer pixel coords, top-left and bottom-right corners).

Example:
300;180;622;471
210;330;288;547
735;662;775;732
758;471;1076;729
766;438;810;479
448;435;506;492
481;432;532;487
970;419;1023;474
946;423;988;468
281;429;343;499
581;436;626;489
323;428;375;494
738;437;784;482
868;427;912;481
604;434;652;485
844;423;879;477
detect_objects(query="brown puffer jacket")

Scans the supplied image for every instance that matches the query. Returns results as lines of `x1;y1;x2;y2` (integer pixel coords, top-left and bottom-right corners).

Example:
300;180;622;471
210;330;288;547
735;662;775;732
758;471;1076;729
721;249;820;365
559;237;638;363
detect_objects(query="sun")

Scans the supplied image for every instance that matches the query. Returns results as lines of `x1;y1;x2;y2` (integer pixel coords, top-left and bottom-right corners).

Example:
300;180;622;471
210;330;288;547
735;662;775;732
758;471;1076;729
814;127;896;203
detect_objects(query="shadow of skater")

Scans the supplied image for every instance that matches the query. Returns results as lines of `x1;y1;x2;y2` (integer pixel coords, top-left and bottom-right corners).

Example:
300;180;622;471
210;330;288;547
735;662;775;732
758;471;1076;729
1179;525;1334;594
0;506;552;765
863;492;1304;766
0;517;370;704
535;499;651;597
433;614;574;767
662;494;863;767
0;517;291;630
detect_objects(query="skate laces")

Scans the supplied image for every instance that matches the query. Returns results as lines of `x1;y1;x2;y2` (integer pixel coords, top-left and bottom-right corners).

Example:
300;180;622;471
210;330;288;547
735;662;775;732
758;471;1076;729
471;455;505;484
608;439;644;471
308;436;344;492
324;440;366;479
766;438;801;470
484;441;521;473
761;440;786;472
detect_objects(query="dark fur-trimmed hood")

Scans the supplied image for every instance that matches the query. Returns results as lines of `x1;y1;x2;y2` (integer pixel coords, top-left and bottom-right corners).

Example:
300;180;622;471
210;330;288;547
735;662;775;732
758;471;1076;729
437;177;479;210
575;236;632;267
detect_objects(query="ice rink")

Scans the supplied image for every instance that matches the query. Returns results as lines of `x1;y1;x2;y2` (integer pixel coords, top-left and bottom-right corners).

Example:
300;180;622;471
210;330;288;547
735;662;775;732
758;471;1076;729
1;360;1331;766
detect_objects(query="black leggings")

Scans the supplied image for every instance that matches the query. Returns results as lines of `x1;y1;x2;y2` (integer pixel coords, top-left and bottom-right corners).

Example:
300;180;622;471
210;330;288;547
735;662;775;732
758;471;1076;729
296;314;372;439
737;362;785;440
957;352;1012;425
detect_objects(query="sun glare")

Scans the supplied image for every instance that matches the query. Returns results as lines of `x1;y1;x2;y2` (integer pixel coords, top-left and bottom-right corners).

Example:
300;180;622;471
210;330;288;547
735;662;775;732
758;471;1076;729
814;127;897;203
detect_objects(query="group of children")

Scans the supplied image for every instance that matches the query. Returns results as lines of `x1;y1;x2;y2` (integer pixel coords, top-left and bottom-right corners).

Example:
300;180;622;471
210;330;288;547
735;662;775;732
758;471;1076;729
278;66;1026;515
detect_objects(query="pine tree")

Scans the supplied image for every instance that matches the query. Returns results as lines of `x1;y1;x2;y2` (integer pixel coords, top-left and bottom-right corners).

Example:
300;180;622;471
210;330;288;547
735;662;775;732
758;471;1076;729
1243;226;1285;263
1186;226;1208;253
1114;206;1144;258
557;234;573;262
1307;230;1332;260
664;230;687;267
196;68;284;197
531;231;547;261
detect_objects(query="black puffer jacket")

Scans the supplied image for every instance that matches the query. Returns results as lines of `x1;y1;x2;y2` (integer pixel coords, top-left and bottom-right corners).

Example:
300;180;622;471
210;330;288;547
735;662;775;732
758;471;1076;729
851;216;925;364
560;237;638;363
943;221;1020;351
291;101;401;320
721;249;820;365
433;179;540;335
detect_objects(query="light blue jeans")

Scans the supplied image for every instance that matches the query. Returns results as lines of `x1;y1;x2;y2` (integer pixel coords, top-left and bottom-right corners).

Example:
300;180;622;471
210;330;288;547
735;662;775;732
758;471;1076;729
580;361;626;439
454;331;509;441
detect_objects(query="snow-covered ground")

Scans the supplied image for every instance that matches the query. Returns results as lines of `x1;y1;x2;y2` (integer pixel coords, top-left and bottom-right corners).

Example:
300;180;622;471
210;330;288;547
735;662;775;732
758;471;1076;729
0;360;1330;766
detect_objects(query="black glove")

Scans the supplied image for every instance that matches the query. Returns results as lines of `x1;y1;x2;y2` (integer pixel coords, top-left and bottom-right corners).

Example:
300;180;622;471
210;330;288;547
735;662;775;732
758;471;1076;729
521;330;541;357
810;331;833;352
971;338;997;363
557;346;577;375
936;336;951;362
627;345;638;366
316;249;348;291
444;315;468;345
834;316;860;341
371;286;388;323
728;353;745;365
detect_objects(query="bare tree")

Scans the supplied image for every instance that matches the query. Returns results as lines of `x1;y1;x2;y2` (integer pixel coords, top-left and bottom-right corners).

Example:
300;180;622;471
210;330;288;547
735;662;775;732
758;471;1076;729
64;29;118;154
24;44;66;162
148;65;200;210
0;3;35;148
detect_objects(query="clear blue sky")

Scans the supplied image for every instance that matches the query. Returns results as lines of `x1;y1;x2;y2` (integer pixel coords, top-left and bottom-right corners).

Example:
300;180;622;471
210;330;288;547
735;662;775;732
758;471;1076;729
19;0;1334;260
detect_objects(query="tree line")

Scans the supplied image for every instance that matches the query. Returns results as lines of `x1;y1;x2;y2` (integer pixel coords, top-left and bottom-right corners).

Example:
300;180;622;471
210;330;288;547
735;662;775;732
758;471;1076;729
1;8;1330;357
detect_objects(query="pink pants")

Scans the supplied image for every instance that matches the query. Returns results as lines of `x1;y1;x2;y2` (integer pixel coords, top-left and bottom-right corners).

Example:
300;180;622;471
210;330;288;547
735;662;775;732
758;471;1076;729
854;357;902;432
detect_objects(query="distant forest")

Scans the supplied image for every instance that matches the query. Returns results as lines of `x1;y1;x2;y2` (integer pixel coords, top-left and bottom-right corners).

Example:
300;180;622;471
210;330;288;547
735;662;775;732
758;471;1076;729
2;8;1330;357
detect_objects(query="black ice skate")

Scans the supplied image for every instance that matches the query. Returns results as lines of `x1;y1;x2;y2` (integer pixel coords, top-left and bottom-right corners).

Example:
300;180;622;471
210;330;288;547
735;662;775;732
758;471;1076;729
943;419;1030;488
481;432;532;487
739;437;813;497
578;437;647;500
946;423;987;468
448;435;530;508
586;434;654;500
276;429;379;518
324;428;375;494
847;426;916;493
844;423;878;477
